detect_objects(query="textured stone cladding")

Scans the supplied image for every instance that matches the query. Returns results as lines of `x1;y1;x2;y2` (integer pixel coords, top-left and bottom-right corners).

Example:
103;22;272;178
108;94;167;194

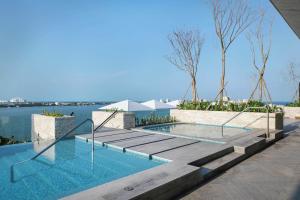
31;114;75;140
283;107;300;119
92;111;135;129
170;109;283;130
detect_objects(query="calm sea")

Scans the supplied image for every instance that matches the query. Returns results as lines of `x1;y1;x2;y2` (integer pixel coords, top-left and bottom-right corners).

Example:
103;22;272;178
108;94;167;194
0;105;169;141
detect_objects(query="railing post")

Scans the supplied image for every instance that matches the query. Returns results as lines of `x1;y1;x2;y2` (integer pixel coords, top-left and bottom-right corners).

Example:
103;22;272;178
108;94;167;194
267;106;270;138
91;121;95;163
221;126;224;137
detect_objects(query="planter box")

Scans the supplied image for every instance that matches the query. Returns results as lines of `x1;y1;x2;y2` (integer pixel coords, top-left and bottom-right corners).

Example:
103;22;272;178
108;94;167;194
283;106;300;119
92;111;135;129
170;109;283;130
31;114;75;141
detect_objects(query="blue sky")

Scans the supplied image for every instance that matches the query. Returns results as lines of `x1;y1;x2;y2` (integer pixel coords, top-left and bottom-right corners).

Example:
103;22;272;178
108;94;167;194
0;0;299;102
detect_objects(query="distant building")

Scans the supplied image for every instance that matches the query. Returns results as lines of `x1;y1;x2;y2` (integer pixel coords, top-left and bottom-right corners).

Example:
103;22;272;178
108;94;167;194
0;100;8;104
9;97;26;103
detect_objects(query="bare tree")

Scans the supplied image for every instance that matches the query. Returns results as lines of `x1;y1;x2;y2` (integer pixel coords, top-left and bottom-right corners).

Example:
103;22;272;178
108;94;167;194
211;0;254;105
248;11;273;103
167;30;205;102
287;62;300;101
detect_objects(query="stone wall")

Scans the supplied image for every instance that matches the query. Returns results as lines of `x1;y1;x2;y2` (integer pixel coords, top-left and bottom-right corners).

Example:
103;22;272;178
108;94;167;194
92;111;135;129
283;107;300;119
31;114;75;140
170;109;283;130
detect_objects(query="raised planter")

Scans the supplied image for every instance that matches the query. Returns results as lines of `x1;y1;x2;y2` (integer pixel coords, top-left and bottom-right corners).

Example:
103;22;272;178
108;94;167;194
31;114;75;141
283;106;300;119
170;109;283;130
92;111;135;129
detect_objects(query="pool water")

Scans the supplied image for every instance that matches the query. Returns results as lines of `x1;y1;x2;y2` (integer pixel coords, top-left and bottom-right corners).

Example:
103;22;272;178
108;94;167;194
0;139;164;200
143;123;250;139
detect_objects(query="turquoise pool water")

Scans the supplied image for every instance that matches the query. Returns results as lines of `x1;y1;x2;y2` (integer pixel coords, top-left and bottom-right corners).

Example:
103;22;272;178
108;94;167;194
143;123;250;139
0;139;164;200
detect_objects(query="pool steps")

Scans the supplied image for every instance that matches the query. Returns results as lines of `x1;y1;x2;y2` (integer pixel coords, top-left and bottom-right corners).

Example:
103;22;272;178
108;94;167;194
65;129;284;200
197;129;284;181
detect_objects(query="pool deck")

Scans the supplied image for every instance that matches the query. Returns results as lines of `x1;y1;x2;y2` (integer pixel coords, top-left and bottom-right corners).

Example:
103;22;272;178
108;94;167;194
63;125;284;200
180;119;300;200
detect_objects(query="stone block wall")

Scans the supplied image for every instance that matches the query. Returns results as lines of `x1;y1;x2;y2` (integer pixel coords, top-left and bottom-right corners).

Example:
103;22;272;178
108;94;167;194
283;107;300;119
170;109;283;130
31;114;75;140
92;111;135;129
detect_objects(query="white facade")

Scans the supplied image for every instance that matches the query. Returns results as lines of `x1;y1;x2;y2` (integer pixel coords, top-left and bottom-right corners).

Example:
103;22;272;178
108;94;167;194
9;97;26;103
142;100;175;109
99;100;153;111
166;100;182;107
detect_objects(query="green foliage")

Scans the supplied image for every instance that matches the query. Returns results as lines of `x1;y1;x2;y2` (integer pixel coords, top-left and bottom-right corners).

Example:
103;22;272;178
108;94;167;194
178;100;279;113
0;136;22;146
287;101;300;107
135;115;176;127
42;110;64;117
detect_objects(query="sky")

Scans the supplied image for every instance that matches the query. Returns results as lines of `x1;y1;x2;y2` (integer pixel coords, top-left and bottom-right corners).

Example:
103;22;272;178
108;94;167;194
0;0;299;102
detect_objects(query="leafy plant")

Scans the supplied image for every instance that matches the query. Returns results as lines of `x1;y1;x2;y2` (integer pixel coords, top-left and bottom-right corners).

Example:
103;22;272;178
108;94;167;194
42;110;64;117
178;100;279;113
135;115;176;127
287;101;300;107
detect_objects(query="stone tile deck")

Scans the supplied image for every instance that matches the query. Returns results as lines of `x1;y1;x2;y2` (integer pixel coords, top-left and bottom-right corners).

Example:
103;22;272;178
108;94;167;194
61;124;282;200
180;120;300;200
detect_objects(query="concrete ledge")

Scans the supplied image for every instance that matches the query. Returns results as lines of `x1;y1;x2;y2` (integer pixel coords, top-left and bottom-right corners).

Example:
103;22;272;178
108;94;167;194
283;106;300;119
170;109;283;130
234;137;266;154
92;111;135;129
62;162;202;200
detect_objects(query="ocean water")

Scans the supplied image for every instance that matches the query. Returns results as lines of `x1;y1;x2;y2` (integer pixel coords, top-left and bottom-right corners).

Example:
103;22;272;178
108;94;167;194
0;106;169;141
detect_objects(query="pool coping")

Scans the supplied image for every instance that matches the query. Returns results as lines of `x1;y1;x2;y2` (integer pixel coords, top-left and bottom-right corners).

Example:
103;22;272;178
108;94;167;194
132;122;259;144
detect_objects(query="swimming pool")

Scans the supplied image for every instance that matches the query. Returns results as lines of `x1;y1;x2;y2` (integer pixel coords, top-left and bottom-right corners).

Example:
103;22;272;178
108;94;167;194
0;139;165;200
142;123;251;140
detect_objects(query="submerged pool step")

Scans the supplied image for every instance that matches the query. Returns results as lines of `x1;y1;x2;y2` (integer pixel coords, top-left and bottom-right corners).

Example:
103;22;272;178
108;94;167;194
199;152;244;180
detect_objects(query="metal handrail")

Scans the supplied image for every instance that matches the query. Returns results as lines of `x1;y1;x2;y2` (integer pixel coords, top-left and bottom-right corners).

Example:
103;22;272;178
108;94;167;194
220;106;271;137
10;119;94;182
206;102;214;110
94;110;118;132
10;110;118;182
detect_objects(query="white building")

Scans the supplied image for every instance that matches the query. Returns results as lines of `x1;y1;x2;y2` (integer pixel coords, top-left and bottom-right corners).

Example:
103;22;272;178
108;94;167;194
0;100;8;104
142;100;175;109
9;97;26;103
99;100;153;111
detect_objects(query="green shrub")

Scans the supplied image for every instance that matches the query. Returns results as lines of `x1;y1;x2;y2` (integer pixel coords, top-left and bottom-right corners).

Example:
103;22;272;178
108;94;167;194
135;115;176;127
287;101;300;107
178;100;278;113
42;110;64;117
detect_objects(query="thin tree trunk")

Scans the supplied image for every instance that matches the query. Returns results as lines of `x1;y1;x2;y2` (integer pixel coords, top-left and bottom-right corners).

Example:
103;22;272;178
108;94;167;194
191;76;197;102
219;49;226;105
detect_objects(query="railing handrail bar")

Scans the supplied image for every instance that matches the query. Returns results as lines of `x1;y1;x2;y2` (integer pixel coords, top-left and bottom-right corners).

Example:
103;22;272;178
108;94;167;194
32;118;94;160
10;118;94;182
221;106;270;137
221;106;269;127
10;110;118;182
94;110;118;132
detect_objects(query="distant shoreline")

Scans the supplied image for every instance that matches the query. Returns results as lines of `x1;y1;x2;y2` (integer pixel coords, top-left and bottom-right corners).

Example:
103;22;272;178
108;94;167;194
0;102;113;108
